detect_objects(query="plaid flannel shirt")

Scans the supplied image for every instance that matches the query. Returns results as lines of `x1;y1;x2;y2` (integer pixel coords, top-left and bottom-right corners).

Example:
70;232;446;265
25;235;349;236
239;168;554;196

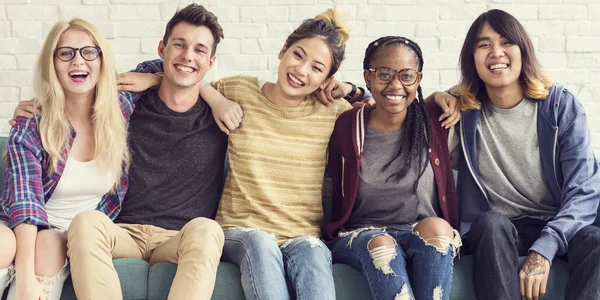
0;60;163;229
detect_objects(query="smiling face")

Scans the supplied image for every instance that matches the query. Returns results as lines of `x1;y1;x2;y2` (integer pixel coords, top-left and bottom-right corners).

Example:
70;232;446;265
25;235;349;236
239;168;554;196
158;21;216;90
474;21;523;95
364;45;421;117
54;29;101;100
275;37;333;101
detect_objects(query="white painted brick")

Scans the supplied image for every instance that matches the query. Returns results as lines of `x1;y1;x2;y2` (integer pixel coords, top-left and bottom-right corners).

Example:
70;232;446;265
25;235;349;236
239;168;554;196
439;4;487;20
537;53;566;68
567;37;600;52
0;88;20;101
342;54;362;71
115;54;159;73
0;55;16;70
83;0;110;4
59;6;110;21
562;0;591;3
267;55;279;70
31;0;83;4
142;38;161;54
489;5;538;20
491;0;514;3
0;38;18;54
11;21;42;38
415;21;471;38
0;71;32;86
215;38;240;55
589;69;600;83
289;5;332;22
439;69;460;86
224;24;266;38
516;0;561;3
110;5;161;21
417;37;439;53
219;0;267;5
521;21;564;36
15;54;37;70
565;21;600;36
538;36;565;53
348;21;365;38
538;5;587;20
240;39;261;55
465;0;485;3
416;0;462;4
109;38;141;54
547;68;588;85
567;53;600;68
0;102;18;118
258;38;283;55
0;6;6;21
217;55;267;70
116;21;166;38
269;0;316;4
6;5;58;21
206;6;240;23
420;70;441;88
577;85;600;105
0;22;10;37
241;6;287;22
366;22;415;38
381;5;439;21
427;53;460;69
0;0;28;3
16;38;43;54
346;37;374;55
590;5;600;21
440;37;464;55
266;23;293;38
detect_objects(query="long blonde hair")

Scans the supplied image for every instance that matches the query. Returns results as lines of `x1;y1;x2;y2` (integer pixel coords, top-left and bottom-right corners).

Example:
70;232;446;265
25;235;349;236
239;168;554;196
34;18;129;186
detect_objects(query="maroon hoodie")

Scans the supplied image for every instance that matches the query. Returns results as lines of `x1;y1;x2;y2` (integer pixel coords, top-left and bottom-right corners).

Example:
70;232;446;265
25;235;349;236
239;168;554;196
322;102;459;246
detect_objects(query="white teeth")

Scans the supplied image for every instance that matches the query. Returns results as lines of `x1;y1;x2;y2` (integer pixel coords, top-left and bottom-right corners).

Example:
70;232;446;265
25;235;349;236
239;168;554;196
489;64;508;70
288;74;304;86
385;95;405;101
69;71;88;76
176;65;194;73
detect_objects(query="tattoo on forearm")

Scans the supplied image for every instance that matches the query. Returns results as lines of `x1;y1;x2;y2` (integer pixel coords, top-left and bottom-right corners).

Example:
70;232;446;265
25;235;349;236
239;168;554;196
523;253;546;277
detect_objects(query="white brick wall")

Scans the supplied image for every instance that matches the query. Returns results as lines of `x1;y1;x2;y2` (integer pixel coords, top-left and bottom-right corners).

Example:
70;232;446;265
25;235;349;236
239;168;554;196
0;0;599;155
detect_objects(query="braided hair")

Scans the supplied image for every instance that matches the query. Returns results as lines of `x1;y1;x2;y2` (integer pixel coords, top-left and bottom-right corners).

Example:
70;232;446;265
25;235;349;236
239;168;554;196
363;36;432;192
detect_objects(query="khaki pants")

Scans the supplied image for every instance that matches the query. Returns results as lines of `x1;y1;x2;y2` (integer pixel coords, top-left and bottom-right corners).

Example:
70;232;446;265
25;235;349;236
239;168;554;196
67;210;224;300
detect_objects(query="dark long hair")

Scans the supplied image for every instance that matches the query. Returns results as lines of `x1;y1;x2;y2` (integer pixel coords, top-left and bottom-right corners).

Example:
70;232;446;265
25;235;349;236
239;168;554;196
363;36;432;191
454;9;551;111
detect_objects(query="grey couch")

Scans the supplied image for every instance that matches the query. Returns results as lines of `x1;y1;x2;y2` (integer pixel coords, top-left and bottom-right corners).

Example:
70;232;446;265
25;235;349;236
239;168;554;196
1;136;598;299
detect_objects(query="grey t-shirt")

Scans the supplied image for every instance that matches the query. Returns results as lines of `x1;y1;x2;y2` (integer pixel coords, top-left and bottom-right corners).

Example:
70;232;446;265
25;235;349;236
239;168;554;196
115;89;228;230
347;127;438;231
477;98;558;220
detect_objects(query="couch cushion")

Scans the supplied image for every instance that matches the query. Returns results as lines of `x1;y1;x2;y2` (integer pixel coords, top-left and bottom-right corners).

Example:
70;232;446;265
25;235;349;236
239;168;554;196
147;262;245;300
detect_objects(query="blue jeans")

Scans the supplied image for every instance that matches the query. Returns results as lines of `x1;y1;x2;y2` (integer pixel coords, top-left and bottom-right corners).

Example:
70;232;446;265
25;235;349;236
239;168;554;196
464;211;600;300
221;228;335;300
332;228;457;300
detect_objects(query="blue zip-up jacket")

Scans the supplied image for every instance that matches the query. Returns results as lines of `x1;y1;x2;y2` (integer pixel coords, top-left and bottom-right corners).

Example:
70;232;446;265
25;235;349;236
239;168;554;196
457;85;600;262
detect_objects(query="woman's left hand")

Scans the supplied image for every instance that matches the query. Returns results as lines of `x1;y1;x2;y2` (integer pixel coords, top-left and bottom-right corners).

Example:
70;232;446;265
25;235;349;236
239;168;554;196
117;72;162;92
315;77;352;106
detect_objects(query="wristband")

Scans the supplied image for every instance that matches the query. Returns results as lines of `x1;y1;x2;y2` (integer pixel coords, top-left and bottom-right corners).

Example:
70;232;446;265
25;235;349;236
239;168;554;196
343;81;357;101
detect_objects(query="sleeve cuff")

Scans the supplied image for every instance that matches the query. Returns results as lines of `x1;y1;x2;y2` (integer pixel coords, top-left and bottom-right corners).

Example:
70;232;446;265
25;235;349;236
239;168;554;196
530;233;560;263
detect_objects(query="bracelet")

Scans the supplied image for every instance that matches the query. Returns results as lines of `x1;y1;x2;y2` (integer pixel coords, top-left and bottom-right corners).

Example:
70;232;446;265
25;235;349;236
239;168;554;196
343;81;357;101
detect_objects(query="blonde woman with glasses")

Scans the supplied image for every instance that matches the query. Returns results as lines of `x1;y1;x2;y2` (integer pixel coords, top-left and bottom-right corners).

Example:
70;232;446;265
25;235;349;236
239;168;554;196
0;18;156;300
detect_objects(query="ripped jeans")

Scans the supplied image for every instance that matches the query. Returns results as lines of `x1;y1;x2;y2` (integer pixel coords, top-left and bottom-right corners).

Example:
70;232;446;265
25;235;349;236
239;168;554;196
6;260;69;300
221;228;335;300
332;228;459;300
0;265;14;297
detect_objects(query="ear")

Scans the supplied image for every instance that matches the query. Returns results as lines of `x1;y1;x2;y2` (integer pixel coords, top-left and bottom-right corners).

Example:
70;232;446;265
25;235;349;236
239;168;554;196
278;45;287;60
363;69;371;90
208;55;216;69
416;72;423;86
320;77;333;90
158;40;166;59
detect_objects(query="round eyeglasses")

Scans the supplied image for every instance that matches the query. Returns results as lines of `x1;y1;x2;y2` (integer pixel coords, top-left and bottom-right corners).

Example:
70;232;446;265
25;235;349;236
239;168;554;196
54;46;102;62
366;67;420;86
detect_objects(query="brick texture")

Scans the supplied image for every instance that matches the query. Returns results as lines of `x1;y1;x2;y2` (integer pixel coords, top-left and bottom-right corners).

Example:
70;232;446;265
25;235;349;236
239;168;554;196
0;0;599;155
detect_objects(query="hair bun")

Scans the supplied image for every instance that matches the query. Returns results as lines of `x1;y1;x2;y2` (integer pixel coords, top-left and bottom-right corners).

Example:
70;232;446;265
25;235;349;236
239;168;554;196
315;8;349;45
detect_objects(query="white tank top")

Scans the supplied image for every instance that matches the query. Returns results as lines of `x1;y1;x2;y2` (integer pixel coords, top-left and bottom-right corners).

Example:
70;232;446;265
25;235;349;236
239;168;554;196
45;157;113;231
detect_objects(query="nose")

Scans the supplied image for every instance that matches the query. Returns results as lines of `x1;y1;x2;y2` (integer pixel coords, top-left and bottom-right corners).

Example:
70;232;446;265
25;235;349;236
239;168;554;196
181;46;194;62
489;43;504;58
388;72;404;89
71;51;85;65
295;61;310;76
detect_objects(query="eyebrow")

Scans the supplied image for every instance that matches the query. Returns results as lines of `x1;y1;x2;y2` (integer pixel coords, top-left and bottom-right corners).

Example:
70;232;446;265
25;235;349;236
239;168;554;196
172;37;210;51
476;37;490;43
296;46;326;68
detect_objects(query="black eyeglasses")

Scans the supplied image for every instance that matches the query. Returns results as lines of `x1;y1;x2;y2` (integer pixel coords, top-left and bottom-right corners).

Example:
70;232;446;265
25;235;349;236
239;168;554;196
54;46;102;62
366;67;420;86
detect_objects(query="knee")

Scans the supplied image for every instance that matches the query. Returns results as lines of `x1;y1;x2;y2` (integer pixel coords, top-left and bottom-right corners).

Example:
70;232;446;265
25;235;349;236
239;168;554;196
35;230;67;276
367;234;395;250
230;229;280;256
414;217;454;239
571;226;600;254
470;211;512;237
67;211;109;248
182;218;224;245
0;225;15;268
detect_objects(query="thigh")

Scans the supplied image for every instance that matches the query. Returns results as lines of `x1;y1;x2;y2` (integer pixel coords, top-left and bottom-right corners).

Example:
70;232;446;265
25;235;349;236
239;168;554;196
332;228;402;270
281;236;331;268
221;228;283;267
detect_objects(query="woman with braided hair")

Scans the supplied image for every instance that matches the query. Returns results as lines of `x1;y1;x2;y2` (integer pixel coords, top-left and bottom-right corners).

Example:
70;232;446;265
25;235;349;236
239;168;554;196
322;36;462;300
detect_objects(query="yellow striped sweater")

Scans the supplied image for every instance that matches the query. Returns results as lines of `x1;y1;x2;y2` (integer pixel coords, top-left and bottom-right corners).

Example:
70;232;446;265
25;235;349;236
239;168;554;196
213;75;351;243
